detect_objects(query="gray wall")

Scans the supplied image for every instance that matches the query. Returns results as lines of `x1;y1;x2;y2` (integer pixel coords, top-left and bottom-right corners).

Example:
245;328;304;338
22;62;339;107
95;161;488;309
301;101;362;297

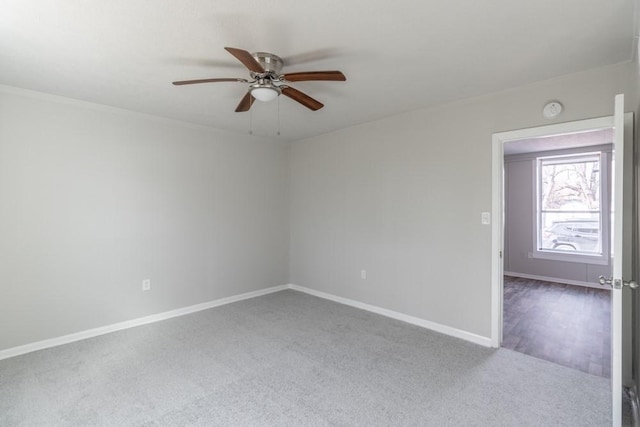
1;61;636;352
503;150;611;285
0;88;290;351
289;62;634;338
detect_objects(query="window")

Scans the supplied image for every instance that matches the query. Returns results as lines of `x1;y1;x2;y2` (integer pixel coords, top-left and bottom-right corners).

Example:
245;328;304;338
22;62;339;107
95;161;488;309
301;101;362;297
534;151;609;264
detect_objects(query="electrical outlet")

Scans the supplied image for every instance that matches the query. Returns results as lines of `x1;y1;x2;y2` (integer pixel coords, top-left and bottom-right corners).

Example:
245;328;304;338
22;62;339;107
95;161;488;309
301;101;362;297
361;270;367;280
142;279;151;291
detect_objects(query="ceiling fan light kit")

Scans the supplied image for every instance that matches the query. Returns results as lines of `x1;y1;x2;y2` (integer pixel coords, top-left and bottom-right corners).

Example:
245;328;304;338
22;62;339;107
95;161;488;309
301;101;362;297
172;47;346;112
250;81;281;102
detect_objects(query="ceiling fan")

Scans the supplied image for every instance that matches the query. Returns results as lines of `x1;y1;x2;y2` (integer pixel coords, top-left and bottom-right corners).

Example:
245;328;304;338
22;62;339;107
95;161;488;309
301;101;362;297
172;47;346;112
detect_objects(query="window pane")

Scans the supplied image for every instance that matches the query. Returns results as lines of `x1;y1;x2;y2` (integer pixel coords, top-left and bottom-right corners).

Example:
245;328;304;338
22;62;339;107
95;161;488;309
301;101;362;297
540;156;600;211
539;213;602;254
537;153;603;256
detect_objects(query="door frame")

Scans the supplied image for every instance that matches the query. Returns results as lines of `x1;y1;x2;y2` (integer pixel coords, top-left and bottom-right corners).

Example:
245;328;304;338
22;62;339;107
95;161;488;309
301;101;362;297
490;113;633;357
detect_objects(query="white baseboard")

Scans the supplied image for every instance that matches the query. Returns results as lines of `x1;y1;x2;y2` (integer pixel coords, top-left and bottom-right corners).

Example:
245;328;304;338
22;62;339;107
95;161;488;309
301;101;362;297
503;271;607;290
1;282;494;361
288;284;492;348
0;285;288;361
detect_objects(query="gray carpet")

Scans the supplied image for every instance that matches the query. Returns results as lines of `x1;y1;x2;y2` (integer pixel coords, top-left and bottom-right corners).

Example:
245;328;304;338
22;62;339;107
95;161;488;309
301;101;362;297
1;290;611;426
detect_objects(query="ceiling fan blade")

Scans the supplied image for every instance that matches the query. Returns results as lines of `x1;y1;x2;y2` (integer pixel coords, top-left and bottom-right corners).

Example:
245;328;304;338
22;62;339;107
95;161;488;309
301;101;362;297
224;47;265;73
235;92;255;112
172;78;248;86
282;71;346;82
281;86;324;111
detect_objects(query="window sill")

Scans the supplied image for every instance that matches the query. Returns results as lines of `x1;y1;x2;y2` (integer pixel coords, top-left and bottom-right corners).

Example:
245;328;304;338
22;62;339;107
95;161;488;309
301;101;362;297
531;250;609;265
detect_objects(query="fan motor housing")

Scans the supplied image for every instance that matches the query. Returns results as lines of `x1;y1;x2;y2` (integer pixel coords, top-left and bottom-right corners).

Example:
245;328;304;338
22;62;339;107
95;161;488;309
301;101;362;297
252;52;283;75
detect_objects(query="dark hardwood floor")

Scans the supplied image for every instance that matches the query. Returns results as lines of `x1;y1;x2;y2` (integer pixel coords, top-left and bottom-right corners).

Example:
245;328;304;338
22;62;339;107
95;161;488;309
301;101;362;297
502;275;611;377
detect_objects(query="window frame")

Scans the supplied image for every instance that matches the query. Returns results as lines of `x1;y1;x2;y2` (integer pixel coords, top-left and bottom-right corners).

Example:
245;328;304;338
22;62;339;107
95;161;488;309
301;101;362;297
531;148;611;265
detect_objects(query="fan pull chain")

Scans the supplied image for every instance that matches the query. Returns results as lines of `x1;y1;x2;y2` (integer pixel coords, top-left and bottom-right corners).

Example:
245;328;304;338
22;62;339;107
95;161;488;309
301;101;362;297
277;96;281;136
249;105;253;135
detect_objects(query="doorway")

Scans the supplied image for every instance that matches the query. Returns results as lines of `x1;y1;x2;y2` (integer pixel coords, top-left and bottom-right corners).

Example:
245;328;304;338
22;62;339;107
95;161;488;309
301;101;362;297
491;101;635;425
500;128;613;376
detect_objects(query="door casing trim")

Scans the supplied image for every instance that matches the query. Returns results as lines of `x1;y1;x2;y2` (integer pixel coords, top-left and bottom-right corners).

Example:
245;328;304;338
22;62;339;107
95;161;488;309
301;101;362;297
491;115;617;348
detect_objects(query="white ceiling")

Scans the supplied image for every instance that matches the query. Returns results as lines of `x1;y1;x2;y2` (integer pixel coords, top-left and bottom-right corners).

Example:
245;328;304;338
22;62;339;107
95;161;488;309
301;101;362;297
0;1;635;141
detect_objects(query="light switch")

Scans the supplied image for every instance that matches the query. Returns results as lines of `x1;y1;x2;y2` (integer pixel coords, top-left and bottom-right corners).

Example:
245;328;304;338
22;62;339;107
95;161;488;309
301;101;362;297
481;212;491;225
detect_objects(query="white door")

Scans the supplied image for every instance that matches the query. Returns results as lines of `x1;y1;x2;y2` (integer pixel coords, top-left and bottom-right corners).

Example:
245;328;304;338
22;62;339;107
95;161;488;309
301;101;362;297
607;93;635;427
